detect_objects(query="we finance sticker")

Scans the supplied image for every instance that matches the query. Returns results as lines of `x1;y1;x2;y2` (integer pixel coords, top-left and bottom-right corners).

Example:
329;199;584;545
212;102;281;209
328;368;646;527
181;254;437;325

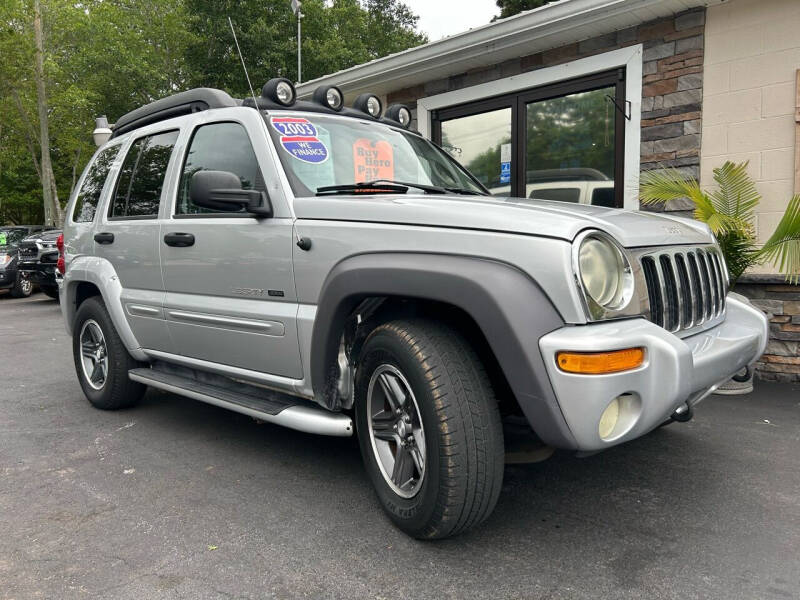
271;117;328;164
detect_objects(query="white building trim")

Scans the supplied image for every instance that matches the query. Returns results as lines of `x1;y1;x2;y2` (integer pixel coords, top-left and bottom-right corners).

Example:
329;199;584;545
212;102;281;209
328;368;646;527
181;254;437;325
417;45;643;210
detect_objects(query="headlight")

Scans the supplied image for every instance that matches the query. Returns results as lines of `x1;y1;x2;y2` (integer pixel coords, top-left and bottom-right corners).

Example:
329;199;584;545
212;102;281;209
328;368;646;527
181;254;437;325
575;231;634;319
0;254;11;267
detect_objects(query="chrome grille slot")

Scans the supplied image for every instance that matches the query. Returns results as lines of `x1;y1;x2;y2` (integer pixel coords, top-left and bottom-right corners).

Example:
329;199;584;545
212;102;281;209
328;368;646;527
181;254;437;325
641;256;663;327
687;253;704;323
638;246;727;335
696;250;713;319
659;254;679;331
674;254;693;328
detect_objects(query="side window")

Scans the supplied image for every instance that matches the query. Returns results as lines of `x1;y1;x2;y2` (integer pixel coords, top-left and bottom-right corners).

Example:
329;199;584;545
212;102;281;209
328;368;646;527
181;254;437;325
177;122;264;214
110;130;178;219
72;145;120;223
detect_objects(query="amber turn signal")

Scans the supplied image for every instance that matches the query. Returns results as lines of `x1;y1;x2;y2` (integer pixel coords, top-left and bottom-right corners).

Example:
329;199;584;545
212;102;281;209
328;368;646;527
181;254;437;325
556;347;645;375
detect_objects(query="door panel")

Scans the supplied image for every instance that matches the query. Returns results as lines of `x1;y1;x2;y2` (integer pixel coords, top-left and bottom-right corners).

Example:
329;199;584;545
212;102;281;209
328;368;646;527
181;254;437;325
160;218;301;377
160;121;302;379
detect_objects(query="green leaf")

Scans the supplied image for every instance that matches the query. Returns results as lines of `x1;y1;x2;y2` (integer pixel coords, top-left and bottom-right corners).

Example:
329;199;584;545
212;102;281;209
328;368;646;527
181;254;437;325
709;161;760;224
756;194;800;283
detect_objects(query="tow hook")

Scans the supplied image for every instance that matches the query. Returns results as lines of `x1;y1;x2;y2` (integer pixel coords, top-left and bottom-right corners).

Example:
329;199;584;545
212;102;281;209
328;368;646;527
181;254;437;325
670;402;694;423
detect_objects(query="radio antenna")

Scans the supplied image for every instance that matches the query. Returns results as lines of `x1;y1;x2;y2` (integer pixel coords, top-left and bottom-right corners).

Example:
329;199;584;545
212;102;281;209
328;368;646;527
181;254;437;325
228;17;259;108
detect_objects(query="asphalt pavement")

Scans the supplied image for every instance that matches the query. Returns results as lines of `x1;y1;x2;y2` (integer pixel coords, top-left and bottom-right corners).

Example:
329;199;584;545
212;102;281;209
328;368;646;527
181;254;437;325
1;291;799;599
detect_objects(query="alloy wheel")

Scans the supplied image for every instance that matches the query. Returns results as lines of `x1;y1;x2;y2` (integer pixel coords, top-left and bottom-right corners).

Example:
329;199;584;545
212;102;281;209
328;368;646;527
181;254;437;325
367;364;426;498
79;319;109;390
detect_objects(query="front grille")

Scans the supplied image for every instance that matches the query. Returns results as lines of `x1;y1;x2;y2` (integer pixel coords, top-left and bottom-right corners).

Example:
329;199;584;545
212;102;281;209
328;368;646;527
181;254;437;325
640;246;727;333
19;243;38;258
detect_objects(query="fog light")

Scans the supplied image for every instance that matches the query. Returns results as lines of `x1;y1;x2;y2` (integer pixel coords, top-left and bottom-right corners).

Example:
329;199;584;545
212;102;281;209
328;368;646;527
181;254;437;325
312;85;344;111
262;78;296;106
353;93;382;118
598;398;620;440
385;104;412;128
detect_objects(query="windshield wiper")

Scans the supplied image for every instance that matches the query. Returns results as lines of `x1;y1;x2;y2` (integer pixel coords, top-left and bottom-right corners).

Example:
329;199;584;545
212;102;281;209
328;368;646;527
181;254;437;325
316;179;448;196
443;187;486;196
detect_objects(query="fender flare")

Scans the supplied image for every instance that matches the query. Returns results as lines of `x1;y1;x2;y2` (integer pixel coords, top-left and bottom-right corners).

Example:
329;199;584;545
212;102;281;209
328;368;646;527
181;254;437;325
310;252;578;449
62;255;149;361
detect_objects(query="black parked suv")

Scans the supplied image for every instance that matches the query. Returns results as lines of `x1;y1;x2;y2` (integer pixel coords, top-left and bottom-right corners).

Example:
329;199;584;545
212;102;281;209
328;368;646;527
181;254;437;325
0;225;47;298
18;229;62;299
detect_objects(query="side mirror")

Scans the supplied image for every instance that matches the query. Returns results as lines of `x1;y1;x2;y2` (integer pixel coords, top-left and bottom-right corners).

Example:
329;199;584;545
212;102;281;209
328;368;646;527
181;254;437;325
189;170;273;217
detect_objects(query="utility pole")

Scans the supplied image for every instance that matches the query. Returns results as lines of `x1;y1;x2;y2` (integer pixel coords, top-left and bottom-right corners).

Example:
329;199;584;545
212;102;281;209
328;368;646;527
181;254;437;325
291;0;303;83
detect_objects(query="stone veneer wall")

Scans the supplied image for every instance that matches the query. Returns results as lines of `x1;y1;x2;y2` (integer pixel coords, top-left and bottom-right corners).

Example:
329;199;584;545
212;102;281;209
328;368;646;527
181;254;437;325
736;278;800;383
386;8;707;214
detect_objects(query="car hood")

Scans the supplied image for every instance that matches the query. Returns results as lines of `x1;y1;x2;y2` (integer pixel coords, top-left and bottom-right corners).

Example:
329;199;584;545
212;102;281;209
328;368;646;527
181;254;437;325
293;194;714;247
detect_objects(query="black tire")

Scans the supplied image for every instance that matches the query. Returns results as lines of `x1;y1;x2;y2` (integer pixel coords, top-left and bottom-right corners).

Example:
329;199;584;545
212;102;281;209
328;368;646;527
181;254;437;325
72;296;145;410
41;284;59;299
10;274;33;298
355;319;504;539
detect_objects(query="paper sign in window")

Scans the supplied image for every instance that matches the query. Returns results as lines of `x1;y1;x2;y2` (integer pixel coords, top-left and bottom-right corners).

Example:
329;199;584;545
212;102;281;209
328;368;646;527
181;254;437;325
353;139;394;182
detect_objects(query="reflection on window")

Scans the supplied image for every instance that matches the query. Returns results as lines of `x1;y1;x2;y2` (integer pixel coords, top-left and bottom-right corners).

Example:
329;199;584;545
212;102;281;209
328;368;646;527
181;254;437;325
73;145;120;223
526;87;615;204
178;122;264;214
110;130;178;219
440;108;511;195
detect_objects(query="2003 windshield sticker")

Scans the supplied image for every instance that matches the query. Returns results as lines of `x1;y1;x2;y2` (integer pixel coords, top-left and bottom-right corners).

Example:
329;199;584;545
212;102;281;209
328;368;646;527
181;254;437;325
270;117;329;164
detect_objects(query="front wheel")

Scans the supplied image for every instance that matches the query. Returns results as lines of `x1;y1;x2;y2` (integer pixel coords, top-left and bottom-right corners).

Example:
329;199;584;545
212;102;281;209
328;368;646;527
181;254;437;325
355;319;504;539
10;274;32;298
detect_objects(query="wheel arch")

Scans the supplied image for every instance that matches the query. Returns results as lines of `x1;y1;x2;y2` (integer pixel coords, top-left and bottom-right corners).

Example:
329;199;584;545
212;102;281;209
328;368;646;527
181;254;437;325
63;256;149;361
310;252;578;449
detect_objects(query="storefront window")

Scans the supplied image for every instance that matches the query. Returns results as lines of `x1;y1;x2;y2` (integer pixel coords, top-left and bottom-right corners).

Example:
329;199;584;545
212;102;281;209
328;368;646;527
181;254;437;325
440;108;511;196
433;70;625;207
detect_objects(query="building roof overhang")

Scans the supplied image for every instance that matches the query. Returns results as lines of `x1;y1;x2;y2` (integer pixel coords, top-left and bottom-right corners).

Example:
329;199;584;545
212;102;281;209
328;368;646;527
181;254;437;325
297;0;720;99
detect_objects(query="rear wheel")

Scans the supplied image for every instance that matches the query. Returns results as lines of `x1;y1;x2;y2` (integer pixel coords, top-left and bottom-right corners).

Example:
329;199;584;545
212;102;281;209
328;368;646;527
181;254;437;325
41;284;59;299
10;274;32;298
355;319;504;539
72;296;145;409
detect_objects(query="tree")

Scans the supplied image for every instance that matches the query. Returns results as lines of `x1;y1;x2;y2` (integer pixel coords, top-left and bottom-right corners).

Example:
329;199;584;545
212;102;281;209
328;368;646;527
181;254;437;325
32;0;62;225
185;0;426;94
494;0;555;20
0;0;426;226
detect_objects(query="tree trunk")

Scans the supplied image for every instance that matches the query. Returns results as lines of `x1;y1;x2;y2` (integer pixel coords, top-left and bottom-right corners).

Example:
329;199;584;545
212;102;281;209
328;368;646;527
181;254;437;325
32;0;63;226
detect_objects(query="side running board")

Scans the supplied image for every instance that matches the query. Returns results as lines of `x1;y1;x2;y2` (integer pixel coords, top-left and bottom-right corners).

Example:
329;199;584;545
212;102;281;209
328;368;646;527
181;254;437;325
128;368;353;437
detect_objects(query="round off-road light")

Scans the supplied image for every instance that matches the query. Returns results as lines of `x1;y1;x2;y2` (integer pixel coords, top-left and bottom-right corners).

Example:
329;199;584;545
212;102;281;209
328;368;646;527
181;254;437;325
312;85;344;111
262;78;296;106
385;104;412;128
353;93;382;118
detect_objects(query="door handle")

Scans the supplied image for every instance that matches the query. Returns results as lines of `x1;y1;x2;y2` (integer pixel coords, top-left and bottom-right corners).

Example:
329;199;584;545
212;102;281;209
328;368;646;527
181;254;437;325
164;232;195;247
94;232;114;244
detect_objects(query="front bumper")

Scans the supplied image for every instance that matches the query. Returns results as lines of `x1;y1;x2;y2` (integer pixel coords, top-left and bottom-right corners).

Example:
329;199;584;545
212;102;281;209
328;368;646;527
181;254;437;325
0;268;17;289
539;294;768;451
19;260;57;286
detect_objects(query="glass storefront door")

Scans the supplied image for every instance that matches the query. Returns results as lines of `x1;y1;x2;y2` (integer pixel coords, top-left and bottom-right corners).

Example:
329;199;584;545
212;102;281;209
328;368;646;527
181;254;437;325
433;69;626;207
439;107;512;196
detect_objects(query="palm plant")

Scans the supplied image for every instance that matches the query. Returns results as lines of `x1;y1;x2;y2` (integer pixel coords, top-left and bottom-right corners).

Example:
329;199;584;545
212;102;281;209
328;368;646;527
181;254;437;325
640;161;800;286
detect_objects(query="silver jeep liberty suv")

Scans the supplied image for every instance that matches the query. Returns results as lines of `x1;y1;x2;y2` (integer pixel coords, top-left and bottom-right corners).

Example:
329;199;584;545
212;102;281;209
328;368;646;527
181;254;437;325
60;78;768;539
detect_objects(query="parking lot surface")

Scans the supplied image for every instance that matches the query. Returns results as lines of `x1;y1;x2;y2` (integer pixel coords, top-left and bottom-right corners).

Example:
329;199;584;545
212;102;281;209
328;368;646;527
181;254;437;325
1;293;799;599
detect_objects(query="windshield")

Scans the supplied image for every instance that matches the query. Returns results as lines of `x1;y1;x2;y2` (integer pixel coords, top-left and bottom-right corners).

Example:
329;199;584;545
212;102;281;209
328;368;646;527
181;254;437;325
265;113;487;197
0;228;28;249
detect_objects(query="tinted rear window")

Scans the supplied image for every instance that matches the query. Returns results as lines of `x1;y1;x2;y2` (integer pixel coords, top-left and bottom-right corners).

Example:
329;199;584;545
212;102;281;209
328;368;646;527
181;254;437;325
72;145;120;223
110;130;178;219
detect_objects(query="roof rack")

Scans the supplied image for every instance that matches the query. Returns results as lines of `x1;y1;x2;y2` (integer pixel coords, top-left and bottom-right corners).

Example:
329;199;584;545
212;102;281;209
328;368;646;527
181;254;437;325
111;88;240;138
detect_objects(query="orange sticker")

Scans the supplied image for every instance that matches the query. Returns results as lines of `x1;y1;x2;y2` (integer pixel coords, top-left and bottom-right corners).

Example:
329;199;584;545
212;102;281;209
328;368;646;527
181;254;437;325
353;139;394;182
